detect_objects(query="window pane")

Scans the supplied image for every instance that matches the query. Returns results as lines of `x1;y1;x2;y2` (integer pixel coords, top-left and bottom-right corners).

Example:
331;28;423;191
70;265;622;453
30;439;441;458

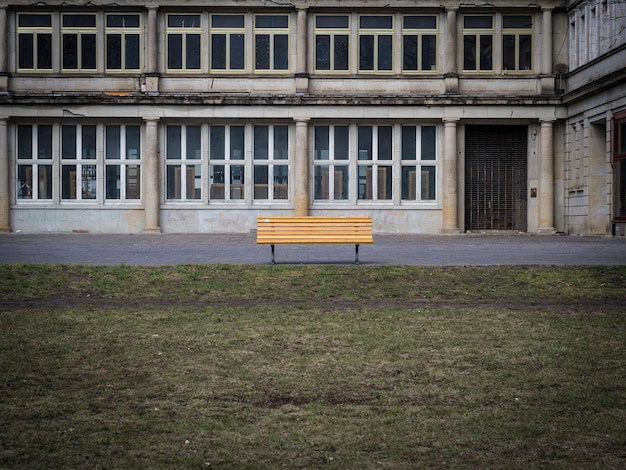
378;166;392;200
519;35;532;70
230;165;244;199
335;166;349;200
126;126;140;159
404;16;437;29
187;126;201;159
378;126;392;160
334;35;349;70
274;165;288;199
188;164;201;199
210;164;225;199
62;165;76;199
421;166;436;200
18;165;33;199
316;35;331;70
254;165;269;199
422;35;437;70
358;165;371;200
210;126;225;159
464;16;492;29
62;125;77;159
378;35;393;70
126;165;140;199
82;165;97;199
316;16;349;29
360;16;392;29
256;16;288;28
255;35;270;69
212;15;245;28
18;34;34;69
231;34;245;69
230;126;245;159
39;165;53;199
479;35;493;70
315;126;329;160
254;126;269;159
17;126;32;159
464;36;477;70
504;16;533;29
107;35;121;69
63;34;78;69
19;14;52;27
187;35;201;69
167;126;182;159
503;35;516;70
106;165;120;199
402;126;416;160
274;126;289;160
168;35;183;69
212;35;226;69
359;36;374;70
37;34;52;69
82;125;97;159
314;165;329;199
335;126;349;160
358;126;372;160
106;126;120;159
125;35;140;69
82;35;97;69
403;35;418;70
402;166;416;200
620;122;626;154
421;126;436;160
274;34;289;70
168;15;200;28
616;159;626;216
107;15;140;28
166;165;181;199
38;125;52;159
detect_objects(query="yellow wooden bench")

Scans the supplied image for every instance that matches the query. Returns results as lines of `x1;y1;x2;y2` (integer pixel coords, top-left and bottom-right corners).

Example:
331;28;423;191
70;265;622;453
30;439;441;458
256;216;373;264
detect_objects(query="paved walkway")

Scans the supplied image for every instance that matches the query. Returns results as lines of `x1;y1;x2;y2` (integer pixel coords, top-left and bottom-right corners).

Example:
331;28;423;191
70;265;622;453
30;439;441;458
1;232;625;266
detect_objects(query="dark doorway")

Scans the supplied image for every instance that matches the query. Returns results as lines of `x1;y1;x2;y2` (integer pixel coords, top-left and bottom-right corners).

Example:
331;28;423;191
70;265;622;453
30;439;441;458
465;125;528;231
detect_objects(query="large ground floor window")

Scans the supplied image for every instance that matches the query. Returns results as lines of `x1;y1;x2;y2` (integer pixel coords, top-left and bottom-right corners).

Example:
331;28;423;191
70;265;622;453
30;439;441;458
613;111;626;222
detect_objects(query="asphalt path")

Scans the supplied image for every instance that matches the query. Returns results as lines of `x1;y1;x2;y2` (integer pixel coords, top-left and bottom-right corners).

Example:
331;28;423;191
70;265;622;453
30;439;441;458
1;232;625;266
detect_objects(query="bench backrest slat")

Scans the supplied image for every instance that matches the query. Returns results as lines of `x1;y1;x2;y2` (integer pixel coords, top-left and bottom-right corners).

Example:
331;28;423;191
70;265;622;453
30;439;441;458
257;216;373;244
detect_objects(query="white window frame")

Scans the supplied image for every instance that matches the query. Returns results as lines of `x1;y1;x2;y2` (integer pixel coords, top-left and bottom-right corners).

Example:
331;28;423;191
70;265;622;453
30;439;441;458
357;125;394;202
400;125;438;202
60;124;98;201
165;124;203;201
16;124;54;201
209;125;246;202
252;125;290;202
105;124;141;201
313;125;350;201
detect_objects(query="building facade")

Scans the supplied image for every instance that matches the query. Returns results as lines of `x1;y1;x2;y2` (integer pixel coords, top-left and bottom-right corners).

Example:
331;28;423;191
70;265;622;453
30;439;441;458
0;0;624;235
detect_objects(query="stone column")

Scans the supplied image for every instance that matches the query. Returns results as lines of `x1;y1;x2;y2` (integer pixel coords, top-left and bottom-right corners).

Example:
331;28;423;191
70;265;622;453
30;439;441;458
541;8;555;94
143;118;161;233
444;8;459;93
442;118;460;233
0;118;10;232
538;120;556;234
295;7;309;93
294;118;310;216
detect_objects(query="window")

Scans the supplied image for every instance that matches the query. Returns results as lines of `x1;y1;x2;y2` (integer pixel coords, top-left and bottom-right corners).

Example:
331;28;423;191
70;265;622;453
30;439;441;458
17;125;53;200
61;125;97;200
253;125;289;200
61;13;97;71
17;13;53;71
166;14;202;71
210;14;245;72
105;125;141;200
357;126;393;201
166;125;202;200
105;14;141;71
254;15;289;72
613;112;626;221
401;125;437;201
359;15;394;72
314;15;350;72
502;15;533;72
402;15;438;72
314;125;349;200
463;15;493;72
209;125;245;201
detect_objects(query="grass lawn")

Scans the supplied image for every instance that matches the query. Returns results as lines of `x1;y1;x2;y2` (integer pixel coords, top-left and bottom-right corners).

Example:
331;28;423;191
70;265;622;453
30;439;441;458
1;264;625;469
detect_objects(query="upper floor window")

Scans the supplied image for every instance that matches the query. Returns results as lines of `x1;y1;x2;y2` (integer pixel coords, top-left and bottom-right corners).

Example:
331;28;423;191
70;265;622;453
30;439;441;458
17;13;53;72
105;14;141;71
166;14;202;72
61;13;97;71
402;15;438;72
463;15;493;72
503;15;533;72
314;15;350;72
16;124;53;200
359;15;393;72
210;14;245;72
254;15;289;72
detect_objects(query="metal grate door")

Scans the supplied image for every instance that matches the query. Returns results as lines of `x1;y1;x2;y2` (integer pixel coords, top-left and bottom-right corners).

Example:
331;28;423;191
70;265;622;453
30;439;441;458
465;126;528;231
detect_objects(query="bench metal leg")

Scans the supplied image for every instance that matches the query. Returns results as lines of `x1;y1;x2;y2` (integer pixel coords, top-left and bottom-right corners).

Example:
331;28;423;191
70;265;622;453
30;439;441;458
271;244;275;264
355;244;359;265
